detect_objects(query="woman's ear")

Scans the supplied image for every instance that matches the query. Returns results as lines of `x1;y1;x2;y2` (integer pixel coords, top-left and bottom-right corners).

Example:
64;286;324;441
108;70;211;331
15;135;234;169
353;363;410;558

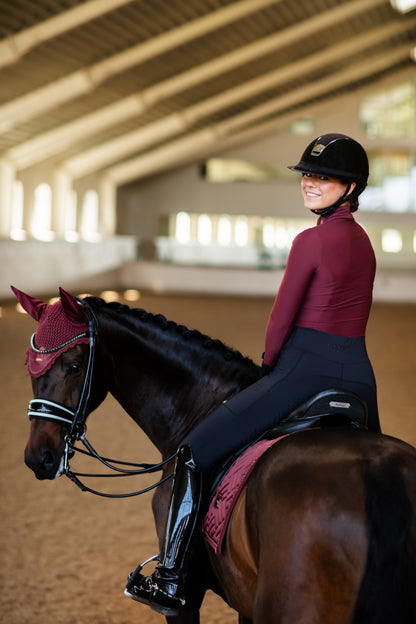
346;181;356;196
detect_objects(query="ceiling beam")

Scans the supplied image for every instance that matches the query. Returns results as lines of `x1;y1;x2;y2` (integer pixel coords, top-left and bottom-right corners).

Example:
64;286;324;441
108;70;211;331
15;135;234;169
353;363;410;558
62;18;416;178
6;0;389;167
0;0;135;68
106;43;411;184
216;45;412;135
0;0;277;133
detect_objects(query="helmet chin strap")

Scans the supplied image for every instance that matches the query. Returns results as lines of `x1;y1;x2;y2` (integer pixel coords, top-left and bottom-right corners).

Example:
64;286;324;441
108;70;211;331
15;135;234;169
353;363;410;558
311;182;352;218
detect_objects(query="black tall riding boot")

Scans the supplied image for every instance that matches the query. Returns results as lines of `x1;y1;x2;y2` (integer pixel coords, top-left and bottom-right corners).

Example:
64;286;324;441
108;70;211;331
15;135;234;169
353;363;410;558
125;445;202;617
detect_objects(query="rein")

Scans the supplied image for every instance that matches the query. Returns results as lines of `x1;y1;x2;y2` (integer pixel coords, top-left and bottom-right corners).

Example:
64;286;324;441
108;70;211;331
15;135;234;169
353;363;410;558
66;435;174;498
27;297;174;498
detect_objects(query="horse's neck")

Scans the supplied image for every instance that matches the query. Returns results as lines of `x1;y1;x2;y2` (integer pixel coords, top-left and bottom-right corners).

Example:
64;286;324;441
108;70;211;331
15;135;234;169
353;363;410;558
99;312;254;457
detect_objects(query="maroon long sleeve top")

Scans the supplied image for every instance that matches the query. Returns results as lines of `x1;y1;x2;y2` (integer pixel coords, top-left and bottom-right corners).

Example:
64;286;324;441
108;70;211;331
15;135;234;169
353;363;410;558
263;205;376;367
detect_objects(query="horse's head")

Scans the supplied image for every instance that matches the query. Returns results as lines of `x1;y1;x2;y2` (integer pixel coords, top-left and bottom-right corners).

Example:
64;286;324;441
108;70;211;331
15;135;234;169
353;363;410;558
12;286;106;480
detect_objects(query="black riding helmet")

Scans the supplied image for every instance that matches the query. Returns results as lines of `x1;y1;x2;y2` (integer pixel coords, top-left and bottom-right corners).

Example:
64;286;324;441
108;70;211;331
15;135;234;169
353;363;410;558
288;133;369;215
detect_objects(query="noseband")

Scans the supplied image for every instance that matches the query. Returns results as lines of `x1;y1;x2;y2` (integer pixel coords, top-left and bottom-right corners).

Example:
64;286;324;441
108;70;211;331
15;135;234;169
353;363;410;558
27;297;174;497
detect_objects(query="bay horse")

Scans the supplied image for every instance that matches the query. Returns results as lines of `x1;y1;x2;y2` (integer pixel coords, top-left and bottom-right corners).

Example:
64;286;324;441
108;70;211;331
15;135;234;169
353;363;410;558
14;286;416;624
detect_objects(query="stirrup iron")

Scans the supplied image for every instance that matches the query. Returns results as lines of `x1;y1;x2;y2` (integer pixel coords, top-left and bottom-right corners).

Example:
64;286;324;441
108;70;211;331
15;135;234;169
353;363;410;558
128;553;159;579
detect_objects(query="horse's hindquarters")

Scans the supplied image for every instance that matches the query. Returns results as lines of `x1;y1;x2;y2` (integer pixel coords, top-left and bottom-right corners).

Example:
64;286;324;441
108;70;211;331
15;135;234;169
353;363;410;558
211;430;374;623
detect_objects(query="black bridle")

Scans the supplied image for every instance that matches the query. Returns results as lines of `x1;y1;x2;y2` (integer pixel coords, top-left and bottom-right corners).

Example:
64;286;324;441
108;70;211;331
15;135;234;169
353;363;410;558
27;297;174;497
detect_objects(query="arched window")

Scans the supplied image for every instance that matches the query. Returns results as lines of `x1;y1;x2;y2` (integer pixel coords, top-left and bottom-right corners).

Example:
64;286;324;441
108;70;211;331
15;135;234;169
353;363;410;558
382;229;403;253
64;190;79;242
32;183;53;241
175;211;191;243
234;217;248;246
81;190;99;241
262;221;276;248
197;214;212;245
10;180;25;240
217;215;232;246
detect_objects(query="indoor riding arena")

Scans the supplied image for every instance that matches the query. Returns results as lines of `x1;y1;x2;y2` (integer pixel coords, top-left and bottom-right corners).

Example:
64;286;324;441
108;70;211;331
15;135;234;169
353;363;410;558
1;1;416;623
1;294;415;624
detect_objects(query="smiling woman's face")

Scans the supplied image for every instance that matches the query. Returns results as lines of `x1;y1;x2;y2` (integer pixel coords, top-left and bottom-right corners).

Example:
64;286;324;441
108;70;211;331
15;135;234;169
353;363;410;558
301;173;355;213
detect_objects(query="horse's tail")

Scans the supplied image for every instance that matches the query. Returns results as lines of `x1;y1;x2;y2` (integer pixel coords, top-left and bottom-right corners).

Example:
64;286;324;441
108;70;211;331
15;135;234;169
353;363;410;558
351;456;416;624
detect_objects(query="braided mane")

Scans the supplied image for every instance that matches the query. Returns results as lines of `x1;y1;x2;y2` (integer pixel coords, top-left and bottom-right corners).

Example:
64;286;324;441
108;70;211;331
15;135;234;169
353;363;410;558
85;296;260;374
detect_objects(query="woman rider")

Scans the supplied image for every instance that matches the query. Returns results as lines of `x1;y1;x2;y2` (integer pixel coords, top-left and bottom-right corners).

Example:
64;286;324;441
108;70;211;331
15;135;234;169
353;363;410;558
125;132;380;616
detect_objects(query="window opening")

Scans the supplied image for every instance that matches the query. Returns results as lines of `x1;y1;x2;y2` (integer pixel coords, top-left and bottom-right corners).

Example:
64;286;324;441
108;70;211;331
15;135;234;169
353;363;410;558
32;183;54;241
217;216;232;246
235;217;248;246
360;151;415;213
64;190;79;242
361;81;416;138
381;229;403;253
10;180;25;240
81;190;100;241
197;214;212;245
175;212;191;243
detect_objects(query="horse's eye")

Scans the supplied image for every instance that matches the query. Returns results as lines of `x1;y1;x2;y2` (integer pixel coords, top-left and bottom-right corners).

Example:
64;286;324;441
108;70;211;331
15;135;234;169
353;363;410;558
67;362;81;375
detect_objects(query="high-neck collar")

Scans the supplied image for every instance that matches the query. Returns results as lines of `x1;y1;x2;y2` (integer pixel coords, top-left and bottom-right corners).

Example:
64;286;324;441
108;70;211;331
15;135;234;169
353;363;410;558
317;203;353;225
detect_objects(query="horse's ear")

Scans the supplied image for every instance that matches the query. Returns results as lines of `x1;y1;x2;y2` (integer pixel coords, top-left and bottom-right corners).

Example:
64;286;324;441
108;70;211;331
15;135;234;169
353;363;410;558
59;287;87;324
10;286;48;321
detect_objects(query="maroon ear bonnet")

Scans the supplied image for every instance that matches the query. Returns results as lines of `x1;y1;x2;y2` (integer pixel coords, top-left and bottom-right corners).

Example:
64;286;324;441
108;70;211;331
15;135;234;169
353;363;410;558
11;286;89;377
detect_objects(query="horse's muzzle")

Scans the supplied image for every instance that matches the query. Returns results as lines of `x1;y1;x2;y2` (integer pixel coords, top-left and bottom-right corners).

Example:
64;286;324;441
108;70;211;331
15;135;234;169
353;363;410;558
24;444;63;480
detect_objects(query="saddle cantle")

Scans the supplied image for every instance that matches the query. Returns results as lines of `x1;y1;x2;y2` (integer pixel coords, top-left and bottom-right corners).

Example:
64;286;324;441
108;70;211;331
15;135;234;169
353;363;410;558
203;389;367;554
264;387;368;438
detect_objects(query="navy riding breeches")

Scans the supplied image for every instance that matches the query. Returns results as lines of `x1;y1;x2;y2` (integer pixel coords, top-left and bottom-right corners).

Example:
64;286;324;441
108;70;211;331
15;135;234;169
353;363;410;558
183;327;380;472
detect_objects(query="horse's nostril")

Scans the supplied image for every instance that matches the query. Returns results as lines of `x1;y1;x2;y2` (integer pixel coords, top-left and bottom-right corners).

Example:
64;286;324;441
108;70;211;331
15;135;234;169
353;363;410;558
40;448;56;470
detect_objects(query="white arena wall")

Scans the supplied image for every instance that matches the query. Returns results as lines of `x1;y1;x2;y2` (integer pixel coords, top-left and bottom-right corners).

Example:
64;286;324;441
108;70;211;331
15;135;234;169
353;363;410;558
119;261;416;304
2;242;415;303
1;237;137;300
